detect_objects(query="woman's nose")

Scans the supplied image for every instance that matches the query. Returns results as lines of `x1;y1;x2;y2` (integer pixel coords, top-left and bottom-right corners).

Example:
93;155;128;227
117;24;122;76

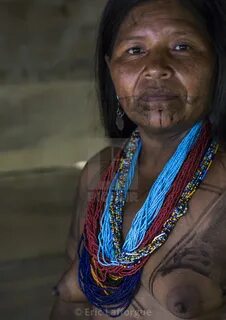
143;52;173;80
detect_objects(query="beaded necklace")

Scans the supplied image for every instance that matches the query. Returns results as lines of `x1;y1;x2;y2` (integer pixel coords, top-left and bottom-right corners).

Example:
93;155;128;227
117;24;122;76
79;121;219;317
98;122;202;266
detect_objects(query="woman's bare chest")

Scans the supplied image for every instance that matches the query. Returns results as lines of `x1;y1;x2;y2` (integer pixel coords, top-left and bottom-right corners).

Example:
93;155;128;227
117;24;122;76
92;149;226;320
119;178;226;319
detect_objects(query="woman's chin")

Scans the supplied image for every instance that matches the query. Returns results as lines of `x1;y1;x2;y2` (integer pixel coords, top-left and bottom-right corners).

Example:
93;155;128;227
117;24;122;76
142;110;180;131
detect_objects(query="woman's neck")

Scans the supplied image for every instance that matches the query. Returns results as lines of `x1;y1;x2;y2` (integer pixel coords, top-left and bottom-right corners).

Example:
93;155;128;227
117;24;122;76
137;126;189;171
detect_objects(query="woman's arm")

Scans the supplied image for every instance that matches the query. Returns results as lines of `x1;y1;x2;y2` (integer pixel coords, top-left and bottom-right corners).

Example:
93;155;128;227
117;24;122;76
50;146;117;319
49;162;91;319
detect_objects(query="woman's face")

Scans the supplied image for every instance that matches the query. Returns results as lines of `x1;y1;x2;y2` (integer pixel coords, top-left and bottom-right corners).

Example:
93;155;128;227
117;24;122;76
106;0;215;133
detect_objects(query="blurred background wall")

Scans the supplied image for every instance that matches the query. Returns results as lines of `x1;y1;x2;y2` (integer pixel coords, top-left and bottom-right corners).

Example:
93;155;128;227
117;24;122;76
0;1;108;319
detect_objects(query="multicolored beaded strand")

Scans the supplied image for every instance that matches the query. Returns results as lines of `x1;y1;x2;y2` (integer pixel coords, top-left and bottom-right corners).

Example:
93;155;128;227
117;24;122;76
98;122;202;265
79;121;218;317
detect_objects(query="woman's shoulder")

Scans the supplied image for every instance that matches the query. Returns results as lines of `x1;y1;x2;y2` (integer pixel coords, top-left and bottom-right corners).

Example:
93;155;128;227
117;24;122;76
203;146;226;193
66;144;122;260
79;143;123;192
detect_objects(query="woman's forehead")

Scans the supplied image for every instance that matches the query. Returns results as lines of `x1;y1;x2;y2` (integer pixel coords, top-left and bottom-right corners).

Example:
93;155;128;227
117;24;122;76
120;0;203;30
115;0;209;41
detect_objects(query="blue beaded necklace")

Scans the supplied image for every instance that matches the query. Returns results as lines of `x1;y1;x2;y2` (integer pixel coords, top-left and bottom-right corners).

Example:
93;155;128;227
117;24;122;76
98;121;202;266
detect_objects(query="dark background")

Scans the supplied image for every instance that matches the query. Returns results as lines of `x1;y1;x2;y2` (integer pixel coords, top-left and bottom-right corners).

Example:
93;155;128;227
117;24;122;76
0;1;107;319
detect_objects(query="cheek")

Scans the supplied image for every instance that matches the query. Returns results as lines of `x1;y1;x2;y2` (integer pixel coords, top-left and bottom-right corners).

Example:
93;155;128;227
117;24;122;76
176;58;214;98
176;59;214;120
110;63;140;98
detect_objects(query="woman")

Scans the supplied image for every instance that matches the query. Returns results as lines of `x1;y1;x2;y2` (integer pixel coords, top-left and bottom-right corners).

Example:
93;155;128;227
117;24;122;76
50;0;226;319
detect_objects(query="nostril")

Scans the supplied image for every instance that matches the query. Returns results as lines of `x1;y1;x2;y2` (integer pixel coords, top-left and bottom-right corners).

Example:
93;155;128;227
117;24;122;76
163;71;170;78
144;68;172;80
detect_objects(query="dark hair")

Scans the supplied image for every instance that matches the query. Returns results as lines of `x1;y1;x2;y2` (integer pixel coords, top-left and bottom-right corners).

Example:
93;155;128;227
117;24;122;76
95;0;226;147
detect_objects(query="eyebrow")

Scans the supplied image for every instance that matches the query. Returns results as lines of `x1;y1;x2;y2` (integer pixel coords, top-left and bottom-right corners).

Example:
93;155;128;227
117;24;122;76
116;30;205;45
116;35;145;43
170;31;200;37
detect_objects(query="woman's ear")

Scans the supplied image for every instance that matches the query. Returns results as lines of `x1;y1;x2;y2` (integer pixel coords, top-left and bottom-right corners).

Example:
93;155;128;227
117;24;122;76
105;55;110;70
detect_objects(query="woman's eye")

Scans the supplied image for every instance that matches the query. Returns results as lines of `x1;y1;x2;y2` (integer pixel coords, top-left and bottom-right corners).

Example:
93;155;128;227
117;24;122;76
174;43;191;52
127;47;145;55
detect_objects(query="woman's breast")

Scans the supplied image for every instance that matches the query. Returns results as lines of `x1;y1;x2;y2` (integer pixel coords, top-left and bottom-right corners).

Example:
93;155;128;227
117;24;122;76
130;183;226;320
92;191;226;319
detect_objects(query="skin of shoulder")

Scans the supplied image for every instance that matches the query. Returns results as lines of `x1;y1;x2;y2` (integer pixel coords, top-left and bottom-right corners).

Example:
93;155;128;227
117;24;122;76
66;145;121;259
204;147;226;191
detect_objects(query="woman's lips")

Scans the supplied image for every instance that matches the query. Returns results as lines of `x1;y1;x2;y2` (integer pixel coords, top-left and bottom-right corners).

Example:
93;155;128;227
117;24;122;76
139;94;178;102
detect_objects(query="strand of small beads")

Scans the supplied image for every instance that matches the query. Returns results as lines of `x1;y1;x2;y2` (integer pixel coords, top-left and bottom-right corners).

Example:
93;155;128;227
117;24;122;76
118;140;219;265
79;122;218;317
87;123;211;279
84;123;210;272
94;126;214;278
98;122;202;266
